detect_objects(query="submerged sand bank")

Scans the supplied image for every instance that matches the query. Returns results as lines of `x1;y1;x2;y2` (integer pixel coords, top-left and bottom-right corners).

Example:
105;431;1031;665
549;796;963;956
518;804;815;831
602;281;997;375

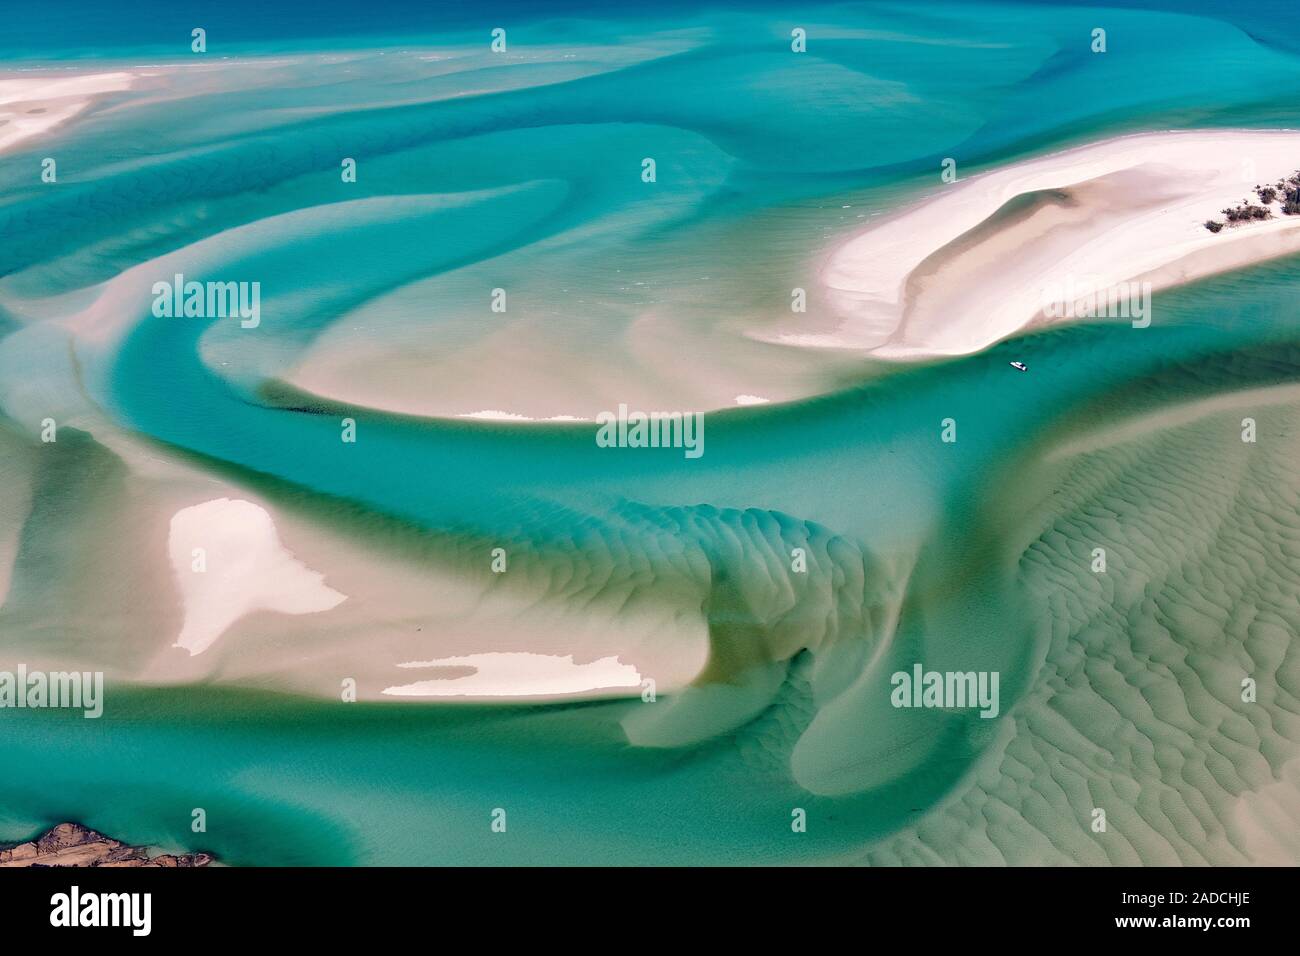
777;129;1300;358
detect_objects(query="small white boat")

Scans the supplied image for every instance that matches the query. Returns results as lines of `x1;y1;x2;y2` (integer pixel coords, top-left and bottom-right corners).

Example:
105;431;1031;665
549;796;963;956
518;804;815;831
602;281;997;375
1009;361;1028;372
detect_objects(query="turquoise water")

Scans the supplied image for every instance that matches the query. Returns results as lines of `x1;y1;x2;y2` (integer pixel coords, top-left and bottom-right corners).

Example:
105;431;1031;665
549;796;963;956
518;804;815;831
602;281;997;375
1;1;1299;865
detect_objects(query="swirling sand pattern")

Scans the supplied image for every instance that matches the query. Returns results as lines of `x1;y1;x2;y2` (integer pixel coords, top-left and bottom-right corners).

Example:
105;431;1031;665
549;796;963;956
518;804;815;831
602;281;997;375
0;1;1297;864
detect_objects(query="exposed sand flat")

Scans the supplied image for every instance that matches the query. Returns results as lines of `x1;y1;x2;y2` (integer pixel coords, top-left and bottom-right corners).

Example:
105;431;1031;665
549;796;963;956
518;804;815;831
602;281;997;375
783;130;1300;357
0;70;137;154
382;652;643;699
459;409;590;422
168;497;346;656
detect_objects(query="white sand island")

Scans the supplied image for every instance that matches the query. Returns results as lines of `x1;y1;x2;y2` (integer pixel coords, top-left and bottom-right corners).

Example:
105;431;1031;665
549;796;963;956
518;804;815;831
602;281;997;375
382;652;644;699
775;129;1300;358
0;70;137;154
168;498;346;656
